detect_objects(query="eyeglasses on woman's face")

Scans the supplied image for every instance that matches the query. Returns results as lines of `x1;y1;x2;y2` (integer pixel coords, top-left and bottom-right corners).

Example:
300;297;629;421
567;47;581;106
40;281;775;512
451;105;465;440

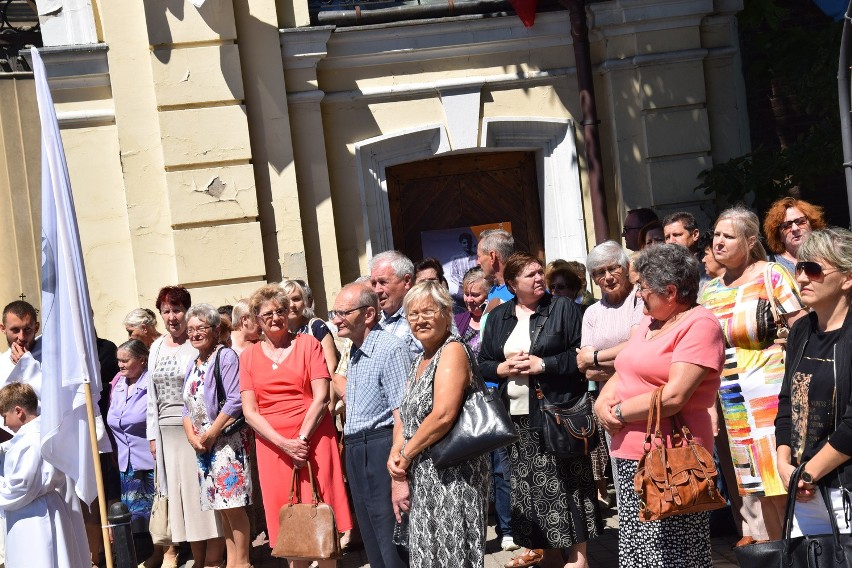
406;309;441;323
779;216;809;233
795;261;839;280
186;325;212;336
258;307;288;322
591;264;624;282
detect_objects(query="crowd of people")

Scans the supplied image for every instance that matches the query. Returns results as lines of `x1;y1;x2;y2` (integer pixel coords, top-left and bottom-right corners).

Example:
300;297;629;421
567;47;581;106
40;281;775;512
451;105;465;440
0;197;849;568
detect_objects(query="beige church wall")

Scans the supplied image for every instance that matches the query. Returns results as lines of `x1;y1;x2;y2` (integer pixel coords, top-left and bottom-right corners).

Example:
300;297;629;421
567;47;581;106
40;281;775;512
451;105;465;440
284;1;746;281
0;76;41;312
59;124;139;341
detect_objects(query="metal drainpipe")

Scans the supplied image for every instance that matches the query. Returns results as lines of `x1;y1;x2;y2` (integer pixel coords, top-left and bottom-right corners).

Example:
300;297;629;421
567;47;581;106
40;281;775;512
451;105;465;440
839;2;852;229
562;0;609;244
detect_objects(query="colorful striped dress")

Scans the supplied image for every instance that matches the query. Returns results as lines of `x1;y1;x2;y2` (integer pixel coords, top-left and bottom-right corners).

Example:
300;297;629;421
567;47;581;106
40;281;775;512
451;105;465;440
700;263;802;496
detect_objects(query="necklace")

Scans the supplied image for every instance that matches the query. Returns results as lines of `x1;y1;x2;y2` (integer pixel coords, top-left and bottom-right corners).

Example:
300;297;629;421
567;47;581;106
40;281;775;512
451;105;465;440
265;337;292;370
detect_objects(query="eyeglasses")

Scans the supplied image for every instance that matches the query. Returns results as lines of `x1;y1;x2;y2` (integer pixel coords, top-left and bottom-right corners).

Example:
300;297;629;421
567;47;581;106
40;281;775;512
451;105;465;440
186;325;212;335
795;261;839;280
635;285;655;296
258;308;288;322
621;226;642;236
591;264;624;281
406;309;441;322
779;216;809;232
327;305;370;321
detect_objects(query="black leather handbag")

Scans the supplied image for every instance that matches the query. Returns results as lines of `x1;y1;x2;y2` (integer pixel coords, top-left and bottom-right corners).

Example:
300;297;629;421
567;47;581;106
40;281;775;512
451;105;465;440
430;344;518;469
536;385;599;457
212;347;247;436
734;464;852;568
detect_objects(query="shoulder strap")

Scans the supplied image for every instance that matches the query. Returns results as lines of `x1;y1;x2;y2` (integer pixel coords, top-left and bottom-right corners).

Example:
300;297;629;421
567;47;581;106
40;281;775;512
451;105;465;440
213;347;225;411
763;262;784;325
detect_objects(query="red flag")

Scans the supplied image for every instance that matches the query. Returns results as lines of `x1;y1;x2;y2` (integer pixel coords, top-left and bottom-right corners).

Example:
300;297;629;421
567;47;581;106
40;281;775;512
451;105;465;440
509;0;538;27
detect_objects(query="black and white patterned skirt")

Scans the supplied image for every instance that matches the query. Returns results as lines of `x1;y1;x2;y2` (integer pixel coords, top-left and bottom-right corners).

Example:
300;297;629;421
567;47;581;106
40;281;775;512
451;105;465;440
615;458;712;567
508;415;603;549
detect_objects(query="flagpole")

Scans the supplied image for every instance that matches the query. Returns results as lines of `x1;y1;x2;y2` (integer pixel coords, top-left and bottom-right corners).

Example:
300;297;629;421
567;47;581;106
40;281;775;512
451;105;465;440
84;380;113;568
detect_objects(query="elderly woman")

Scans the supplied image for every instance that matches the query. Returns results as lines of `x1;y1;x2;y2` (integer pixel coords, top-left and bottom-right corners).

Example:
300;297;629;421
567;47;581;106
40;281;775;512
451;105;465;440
386;281;490;567
455;267;488;356
595;244;725;567
763;197;827;277
183;304;252;568
239;285;352;567
108;339;175;568
282;279;339;377
147;287;222;566
576;241;645;507
479;252;602;568
455;266;517;551
700;206;805;545
124;308;161;348
775;228;852;537
229;299;261;356
545;260;583;301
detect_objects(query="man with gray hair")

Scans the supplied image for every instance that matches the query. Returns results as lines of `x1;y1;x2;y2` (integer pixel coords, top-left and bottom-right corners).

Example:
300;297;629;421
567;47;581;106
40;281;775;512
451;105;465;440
369;250;421;354
330;283;411;568
476;229;515;308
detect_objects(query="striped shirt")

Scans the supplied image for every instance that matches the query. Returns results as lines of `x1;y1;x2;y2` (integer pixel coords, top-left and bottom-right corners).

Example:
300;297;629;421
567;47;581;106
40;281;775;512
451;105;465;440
344;328;413;436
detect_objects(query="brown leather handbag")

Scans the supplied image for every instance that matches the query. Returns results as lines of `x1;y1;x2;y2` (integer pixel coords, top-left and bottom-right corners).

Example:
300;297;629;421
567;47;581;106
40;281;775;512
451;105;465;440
634;387;727;521
271;462;341;561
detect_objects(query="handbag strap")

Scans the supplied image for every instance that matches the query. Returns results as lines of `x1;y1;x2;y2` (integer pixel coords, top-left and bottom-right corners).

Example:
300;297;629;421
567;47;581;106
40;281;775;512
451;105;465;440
643;387;660;449
762;262;784;327
287;462;320;505
212;346;225;412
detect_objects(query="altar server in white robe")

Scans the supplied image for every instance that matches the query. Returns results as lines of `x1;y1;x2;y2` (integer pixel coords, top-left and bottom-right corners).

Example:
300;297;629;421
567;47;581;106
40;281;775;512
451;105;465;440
0;383;88;568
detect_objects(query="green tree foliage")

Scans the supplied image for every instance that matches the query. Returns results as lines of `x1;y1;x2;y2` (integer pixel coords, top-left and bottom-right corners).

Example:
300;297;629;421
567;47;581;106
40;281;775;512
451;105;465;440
695;0;843;216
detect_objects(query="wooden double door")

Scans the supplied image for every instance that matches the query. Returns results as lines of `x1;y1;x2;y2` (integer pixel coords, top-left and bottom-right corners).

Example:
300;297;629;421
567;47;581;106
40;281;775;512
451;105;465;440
386;151;544;261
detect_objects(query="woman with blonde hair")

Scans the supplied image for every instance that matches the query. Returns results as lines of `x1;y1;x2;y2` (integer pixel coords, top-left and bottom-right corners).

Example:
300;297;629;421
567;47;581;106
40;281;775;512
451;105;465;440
775;227;852;537
240;285;352;566
700;206;806;545
281;280;338;377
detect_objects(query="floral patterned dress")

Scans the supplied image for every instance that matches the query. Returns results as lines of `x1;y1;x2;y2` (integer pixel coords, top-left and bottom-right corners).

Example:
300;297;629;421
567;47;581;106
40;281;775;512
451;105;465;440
184;360;252;511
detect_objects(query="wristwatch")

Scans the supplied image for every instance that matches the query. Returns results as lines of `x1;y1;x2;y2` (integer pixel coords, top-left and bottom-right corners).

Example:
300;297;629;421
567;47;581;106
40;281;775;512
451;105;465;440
540;359;546;373
801;469;815;485
298;434;309;443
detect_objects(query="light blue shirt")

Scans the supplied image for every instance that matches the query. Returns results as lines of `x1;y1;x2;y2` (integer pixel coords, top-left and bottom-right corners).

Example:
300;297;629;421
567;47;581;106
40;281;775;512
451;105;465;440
344;328;413;436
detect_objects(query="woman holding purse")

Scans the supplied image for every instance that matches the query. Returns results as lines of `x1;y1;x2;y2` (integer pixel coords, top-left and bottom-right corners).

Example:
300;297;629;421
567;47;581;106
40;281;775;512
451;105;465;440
595;244;725;567
479;252;602;568
775;227;852;536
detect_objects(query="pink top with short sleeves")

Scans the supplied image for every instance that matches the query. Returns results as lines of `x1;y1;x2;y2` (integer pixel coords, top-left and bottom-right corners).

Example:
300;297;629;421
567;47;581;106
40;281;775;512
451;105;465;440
609;306;725;460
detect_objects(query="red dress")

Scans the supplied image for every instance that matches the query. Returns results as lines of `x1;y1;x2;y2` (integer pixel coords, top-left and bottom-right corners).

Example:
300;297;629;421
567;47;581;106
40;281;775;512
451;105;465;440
239;335;353;544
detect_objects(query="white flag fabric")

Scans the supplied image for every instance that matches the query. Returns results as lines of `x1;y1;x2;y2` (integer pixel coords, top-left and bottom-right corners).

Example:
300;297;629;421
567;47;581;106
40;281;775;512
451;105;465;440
31;46;101;505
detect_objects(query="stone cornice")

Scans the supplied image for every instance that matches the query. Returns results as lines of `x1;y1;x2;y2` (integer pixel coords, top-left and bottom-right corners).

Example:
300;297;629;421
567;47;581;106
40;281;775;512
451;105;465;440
22;43;110;91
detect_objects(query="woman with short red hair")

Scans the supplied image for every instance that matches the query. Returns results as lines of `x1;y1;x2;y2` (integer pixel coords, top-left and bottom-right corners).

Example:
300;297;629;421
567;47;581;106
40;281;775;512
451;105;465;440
763;197;827;277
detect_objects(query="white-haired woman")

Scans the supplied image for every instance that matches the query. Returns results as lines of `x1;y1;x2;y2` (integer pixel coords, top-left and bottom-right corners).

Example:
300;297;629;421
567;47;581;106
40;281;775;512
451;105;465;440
387;281;490;568
183;303;252;568
776;227;852;538
700;206;805;544
282;280;339;377
576;240;645;507
230;299;261;356
124;308;162;349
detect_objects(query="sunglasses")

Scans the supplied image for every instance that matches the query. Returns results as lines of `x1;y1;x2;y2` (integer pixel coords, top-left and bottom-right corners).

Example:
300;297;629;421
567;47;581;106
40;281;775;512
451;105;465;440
779;216;809;232
795;261;839;279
